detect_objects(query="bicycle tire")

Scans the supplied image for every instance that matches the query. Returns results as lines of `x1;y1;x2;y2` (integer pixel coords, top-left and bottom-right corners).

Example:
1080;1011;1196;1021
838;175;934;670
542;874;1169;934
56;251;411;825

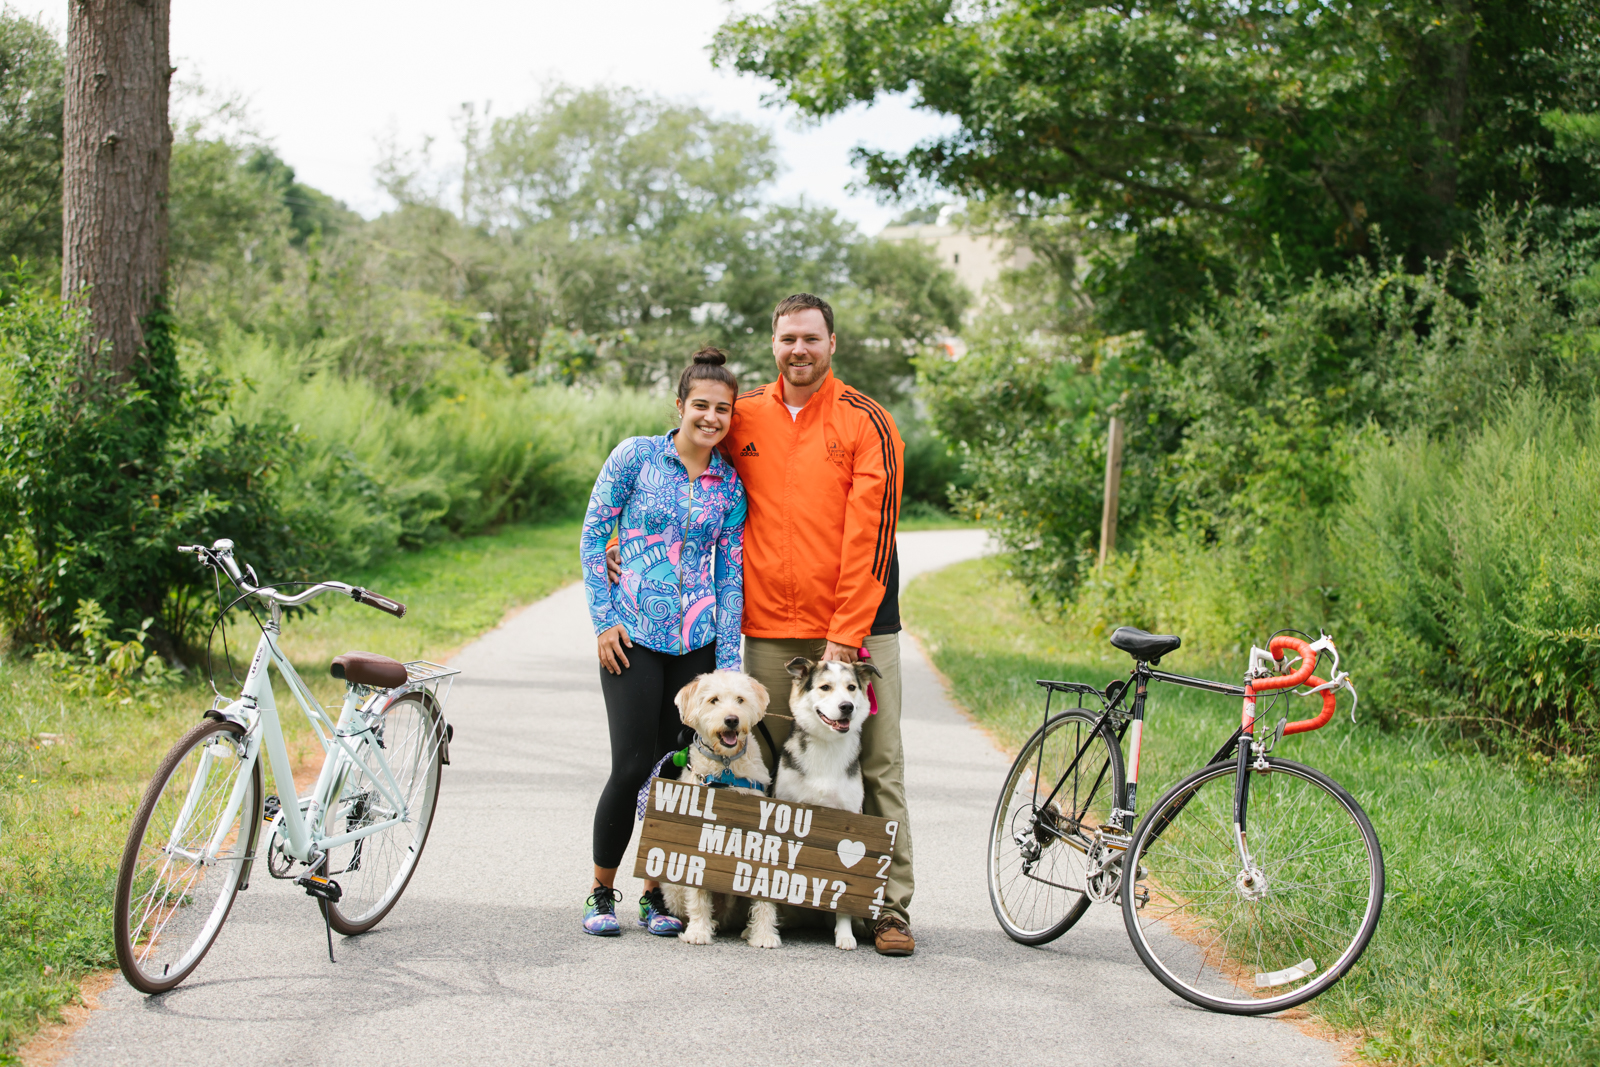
1122;756;1384;1015
988;709;1125;945
114;717;263;994
322;692;445;935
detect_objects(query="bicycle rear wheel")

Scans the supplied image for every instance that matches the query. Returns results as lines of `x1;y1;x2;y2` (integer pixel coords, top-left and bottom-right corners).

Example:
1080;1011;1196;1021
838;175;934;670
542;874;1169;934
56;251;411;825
114;718;263;994
988;709;1125;945
322;692;445;934
1122;757;1383;1014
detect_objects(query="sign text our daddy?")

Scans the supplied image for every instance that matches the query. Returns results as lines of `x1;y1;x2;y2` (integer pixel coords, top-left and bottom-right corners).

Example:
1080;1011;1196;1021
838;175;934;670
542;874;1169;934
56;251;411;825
633;778;897;920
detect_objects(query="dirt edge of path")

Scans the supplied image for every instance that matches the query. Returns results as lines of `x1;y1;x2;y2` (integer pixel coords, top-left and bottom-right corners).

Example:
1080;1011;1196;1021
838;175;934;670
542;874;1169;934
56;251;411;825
17;971;115;1067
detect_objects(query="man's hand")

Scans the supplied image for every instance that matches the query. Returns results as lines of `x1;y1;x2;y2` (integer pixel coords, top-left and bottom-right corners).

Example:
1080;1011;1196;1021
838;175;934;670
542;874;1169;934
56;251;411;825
598;624;632;674
822;640;859;664
606;544;621;584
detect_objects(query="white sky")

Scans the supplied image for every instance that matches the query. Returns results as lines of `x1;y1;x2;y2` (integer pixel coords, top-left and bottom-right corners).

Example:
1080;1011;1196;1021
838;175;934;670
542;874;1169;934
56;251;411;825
29;0;957;232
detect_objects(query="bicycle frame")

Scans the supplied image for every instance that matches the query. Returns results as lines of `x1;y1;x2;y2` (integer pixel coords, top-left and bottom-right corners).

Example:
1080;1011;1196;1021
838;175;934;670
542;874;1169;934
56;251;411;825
1032;636;1352;864
173;600;415;876
1034;666;1246;835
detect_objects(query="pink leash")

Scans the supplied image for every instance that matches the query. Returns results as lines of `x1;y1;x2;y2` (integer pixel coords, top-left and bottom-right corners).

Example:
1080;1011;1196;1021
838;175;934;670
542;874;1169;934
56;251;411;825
859;645;879;714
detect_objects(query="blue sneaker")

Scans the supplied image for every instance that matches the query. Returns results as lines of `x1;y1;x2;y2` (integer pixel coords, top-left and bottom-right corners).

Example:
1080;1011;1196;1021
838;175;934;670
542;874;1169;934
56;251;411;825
583;887;622;936
638;887;685;936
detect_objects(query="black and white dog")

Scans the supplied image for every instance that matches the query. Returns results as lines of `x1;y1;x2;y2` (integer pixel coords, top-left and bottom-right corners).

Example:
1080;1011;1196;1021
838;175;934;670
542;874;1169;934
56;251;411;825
776;656;882;950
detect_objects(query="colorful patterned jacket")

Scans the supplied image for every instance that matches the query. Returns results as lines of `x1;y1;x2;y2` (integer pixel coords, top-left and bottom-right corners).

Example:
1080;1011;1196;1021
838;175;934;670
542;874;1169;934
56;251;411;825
580;432;746;670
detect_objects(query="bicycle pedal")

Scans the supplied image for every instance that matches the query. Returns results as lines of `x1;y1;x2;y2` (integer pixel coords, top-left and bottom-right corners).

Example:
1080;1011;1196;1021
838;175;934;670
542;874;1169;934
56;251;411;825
263;794;281;821
296;873;343;903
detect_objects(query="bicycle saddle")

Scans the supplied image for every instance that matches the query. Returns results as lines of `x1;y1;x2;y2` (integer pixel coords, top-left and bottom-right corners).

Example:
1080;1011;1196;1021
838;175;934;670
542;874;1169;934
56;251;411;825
1109;626;1182;665
330;651;408;688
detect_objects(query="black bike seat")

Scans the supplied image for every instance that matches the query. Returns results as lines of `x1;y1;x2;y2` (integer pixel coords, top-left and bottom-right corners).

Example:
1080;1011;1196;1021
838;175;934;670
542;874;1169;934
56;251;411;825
330;651;408;688
1109;626;1182;664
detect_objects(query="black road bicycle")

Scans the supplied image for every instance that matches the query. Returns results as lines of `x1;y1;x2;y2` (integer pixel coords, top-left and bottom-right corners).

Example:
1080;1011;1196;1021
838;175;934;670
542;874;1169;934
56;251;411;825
987;626;1384;1015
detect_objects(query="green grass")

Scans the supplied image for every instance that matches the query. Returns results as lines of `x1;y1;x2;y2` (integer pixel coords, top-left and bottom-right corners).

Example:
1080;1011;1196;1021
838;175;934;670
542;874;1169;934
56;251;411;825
897;515;978;532
0;522;580;1062
903;556;1600;1067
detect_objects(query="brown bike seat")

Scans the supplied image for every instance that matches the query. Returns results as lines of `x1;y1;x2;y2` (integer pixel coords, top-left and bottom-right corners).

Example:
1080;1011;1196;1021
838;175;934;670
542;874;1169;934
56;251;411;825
330;651;408;688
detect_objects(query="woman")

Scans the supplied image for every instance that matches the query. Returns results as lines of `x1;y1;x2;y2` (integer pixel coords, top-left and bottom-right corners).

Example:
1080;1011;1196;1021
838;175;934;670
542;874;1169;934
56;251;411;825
577;347;745;936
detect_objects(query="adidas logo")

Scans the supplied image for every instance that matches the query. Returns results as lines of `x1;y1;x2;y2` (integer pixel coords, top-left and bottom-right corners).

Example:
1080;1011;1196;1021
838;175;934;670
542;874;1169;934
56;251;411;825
739;442;760;457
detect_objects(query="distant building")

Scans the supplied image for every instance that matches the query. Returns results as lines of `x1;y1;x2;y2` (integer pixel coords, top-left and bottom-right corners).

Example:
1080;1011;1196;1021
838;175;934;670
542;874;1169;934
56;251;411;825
877;222;1033;357
877;223;1033;305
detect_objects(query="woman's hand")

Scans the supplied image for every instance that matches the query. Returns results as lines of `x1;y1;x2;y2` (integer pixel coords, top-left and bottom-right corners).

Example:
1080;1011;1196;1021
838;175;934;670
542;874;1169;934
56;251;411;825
598;624;633;674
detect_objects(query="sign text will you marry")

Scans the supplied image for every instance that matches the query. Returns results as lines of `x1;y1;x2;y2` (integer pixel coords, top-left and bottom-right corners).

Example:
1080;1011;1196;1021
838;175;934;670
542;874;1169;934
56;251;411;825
633;778;897;919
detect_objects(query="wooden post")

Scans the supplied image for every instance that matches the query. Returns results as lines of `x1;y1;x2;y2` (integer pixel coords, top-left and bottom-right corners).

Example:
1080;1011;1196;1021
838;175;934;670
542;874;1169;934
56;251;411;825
1099;416;1124;569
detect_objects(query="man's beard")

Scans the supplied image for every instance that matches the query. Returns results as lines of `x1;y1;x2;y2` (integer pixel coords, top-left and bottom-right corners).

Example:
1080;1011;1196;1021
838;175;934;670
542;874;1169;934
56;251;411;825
784;358;828;386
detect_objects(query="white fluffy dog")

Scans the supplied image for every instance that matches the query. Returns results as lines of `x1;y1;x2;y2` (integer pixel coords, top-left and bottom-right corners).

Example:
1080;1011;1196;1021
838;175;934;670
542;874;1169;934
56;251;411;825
775;656;881;950
661;670;782;949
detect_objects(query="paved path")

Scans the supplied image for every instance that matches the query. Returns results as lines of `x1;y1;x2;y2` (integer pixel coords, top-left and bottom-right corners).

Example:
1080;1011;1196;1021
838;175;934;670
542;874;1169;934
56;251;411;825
63;530;1337;1067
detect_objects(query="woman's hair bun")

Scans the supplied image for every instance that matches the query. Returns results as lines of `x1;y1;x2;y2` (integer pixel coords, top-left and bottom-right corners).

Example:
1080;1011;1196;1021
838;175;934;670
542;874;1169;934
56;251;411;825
678;346;738;401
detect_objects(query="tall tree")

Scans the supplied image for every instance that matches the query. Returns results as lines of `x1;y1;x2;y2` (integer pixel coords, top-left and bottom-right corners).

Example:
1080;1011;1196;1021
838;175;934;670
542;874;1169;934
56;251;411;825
61;0;172;375
714;0;1600;280
0;11;65;275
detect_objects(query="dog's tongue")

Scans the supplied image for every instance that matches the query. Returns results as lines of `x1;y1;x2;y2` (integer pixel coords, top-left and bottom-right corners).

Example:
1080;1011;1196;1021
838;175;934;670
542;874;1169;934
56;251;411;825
720;730;740;748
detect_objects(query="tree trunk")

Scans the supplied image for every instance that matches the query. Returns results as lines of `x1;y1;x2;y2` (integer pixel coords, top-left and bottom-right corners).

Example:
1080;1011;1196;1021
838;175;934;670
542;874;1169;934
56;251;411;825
60;0;172;377
1420;0;1474;262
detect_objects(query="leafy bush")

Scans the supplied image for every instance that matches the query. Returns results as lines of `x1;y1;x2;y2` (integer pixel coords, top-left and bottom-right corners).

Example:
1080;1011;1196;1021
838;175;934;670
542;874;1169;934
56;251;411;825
208;333;666;555
33;599;172;703
930;213;1600;764
1335;395;1600;767
0;289;254;650
0;287;665;653
918;327;1161;600
896;406;973;516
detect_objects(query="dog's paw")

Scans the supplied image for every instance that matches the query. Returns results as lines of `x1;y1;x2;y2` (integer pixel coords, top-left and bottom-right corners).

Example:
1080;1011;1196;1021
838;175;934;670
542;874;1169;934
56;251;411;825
679;924;714;946
746;929;782;950
835;930;857;951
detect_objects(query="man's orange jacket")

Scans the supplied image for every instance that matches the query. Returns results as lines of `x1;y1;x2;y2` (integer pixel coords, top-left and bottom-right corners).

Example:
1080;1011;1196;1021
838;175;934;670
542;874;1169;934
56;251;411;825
724;371;903;647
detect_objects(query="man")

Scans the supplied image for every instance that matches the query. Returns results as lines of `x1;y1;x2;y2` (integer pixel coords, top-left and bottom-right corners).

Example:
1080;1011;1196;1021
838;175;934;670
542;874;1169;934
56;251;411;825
728;293;914;956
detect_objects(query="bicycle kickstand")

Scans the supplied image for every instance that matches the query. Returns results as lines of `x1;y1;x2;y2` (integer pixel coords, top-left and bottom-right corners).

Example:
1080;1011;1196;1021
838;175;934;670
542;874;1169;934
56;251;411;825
297;872;343;963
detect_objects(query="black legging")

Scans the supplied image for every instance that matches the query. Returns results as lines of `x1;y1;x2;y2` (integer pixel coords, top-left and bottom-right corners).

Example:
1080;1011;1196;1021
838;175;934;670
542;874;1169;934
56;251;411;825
593;642;718;868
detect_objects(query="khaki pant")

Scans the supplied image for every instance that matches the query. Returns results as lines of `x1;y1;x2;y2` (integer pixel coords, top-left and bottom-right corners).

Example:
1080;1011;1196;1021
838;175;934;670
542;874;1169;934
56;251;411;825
744;634;914;923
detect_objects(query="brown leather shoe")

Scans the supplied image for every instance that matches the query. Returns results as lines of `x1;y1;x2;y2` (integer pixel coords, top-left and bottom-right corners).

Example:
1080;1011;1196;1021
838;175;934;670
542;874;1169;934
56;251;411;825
873;914;915;956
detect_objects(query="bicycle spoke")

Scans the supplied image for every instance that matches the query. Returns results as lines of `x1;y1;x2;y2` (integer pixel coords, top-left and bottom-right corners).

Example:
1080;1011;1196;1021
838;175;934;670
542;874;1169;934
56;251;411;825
115;720;258;993
1125;758;1382;1013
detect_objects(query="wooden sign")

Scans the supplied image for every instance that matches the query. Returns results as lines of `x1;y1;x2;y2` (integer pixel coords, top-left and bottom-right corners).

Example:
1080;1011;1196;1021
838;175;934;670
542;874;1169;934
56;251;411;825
632;777;897;920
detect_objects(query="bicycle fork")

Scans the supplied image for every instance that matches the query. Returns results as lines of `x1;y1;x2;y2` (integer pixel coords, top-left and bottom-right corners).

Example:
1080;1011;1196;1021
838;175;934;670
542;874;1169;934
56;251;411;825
1232;694;1268;900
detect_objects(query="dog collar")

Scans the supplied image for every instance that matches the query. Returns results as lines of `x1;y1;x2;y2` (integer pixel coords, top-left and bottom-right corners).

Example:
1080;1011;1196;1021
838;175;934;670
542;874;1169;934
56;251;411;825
693;733;747;767
701;768;766;791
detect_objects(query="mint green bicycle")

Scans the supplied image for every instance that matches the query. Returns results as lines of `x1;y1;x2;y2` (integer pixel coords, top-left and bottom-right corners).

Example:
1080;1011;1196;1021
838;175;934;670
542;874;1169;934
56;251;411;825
113;538;457;993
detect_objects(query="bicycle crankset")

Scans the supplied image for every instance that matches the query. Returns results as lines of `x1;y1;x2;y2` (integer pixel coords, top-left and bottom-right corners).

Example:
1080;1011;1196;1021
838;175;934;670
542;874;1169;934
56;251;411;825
1084;837;1121;903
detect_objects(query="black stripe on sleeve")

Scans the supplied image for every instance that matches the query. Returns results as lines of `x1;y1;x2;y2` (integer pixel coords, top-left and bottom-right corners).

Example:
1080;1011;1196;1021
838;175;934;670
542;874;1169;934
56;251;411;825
838;391;900;584
844;393;900;580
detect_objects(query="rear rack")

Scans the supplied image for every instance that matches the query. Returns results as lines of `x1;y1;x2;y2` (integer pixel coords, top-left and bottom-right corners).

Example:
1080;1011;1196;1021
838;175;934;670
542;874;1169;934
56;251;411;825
1035;678;1131;733
1036;680;1106;699
396;660;461;712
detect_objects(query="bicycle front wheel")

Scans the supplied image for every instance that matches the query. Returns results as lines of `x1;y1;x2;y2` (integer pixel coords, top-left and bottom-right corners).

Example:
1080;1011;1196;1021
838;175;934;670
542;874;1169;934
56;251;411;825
989;709;1125;945
114;718;262;994
1122;757;1384;1014
322;692;445;934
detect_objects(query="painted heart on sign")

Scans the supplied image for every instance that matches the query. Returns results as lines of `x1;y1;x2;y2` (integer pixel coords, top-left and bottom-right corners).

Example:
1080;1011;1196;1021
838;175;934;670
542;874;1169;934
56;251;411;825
836;839;866;868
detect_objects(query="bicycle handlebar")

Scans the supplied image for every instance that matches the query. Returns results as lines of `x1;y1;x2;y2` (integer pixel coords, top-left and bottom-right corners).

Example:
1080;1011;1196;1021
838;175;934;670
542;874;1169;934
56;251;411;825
1242;635;1340;735
178;540;406;617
